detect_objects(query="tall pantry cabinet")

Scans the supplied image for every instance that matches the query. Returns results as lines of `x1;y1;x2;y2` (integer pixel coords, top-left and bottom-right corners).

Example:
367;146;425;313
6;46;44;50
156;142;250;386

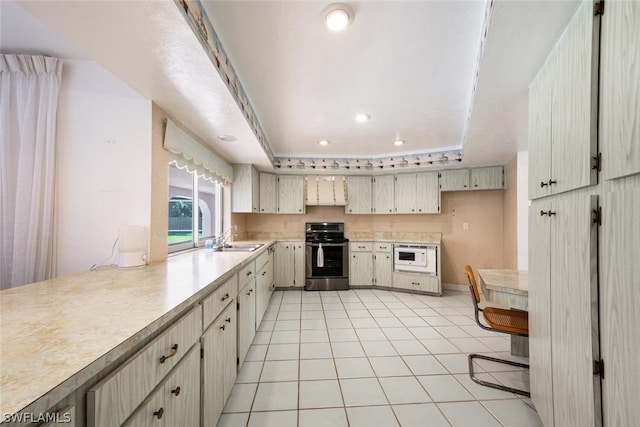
528;1;640;426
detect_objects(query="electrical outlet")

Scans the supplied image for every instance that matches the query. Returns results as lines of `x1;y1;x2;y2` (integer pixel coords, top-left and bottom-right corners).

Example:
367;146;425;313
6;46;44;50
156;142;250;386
463;222;469;230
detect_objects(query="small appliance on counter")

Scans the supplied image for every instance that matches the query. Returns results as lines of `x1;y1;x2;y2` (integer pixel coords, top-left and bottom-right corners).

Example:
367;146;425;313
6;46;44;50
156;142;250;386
117;225;147;268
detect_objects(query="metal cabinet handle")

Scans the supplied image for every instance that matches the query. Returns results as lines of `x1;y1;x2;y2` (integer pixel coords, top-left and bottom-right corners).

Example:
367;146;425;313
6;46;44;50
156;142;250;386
548;211;556;216
540;181;548;188
226;317;232;323
159;344;178;364
246;271;252;276
220;324;226;331
412;208;415;212
411;282;420;286
153;408;164;419
171;386;181;396
540;210;556;217
540;210;548;216
262;271;267;276
418;209;422;212
548;179;557;186
220;293;230;301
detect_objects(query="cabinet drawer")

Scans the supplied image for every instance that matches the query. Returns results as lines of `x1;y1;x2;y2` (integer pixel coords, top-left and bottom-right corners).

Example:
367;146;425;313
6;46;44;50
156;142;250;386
393;272;440;294
202;275;238;329
255;250;269;271
350;242;373;252
374;242;392;252
88;306;202;427
239;261;256;287
124;344;200;427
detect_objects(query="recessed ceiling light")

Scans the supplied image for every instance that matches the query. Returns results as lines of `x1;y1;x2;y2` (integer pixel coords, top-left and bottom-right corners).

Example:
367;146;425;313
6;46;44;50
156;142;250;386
319;139;331;146
323;3;354;32
394;139;405;146
355;113;371;123
218;135;237;142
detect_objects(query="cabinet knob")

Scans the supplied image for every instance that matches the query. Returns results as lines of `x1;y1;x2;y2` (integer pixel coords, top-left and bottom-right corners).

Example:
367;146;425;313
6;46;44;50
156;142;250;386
540;210;548;216
463;185;467;188
412;209;415;212
548;179;557;186
262;271;267;276
540;181;548;188
418;209;422;212
220;293;230;301
411;282;420;286
159;344;178;364
226;317;232;323
247;271;252;276
153;408;164;419
171;386;181;396
220;324;226;331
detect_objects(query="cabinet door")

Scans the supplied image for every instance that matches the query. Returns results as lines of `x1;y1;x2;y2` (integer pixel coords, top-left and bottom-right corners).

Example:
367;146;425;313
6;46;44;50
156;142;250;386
470;167;503;190
350;252;373;287
275;242;295;287
529;50;555;200
345;176;372;214
439;170;469;191
372;175;394;214
394;173;416;213
528;200;553;426
416;172;440;213
232;164;259;213
373;252;392;287
255;257;273;329
202;303;236;427
551;1;598;195
238;280;256;368
600;2;640;180
259;173;277;213
293;242;306;287
163;346;200;427
124;385;166;427
601;187;640;426
278;175;305;214
550;193;600;427
392;272;439;294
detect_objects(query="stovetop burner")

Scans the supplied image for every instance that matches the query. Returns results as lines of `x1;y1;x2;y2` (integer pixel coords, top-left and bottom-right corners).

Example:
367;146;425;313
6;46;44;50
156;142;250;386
305;222;348;243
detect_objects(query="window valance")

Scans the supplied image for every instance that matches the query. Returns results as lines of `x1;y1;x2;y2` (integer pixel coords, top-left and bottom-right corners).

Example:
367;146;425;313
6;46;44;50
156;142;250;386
163;119;233;183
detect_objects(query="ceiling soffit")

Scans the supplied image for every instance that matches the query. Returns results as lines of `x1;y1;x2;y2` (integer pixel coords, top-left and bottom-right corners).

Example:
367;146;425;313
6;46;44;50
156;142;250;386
179;0;492;171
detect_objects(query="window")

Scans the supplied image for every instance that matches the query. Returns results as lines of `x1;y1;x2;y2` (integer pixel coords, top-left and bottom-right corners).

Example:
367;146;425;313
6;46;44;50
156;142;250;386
168;162;222;253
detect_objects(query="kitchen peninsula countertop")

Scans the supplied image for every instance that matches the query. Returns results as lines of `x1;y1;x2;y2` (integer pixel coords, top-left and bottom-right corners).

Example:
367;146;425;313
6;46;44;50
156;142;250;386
0;241;274;419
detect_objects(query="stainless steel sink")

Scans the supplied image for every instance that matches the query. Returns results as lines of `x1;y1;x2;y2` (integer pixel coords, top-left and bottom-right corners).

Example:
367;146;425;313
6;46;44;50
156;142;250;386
218;243;263;252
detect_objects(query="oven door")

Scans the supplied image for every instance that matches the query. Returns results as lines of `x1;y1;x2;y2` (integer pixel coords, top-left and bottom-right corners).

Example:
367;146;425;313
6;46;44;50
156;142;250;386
306;242;348;278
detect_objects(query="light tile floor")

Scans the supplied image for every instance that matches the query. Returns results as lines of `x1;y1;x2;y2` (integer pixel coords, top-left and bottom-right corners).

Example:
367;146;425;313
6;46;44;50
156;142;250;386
216;288;542;427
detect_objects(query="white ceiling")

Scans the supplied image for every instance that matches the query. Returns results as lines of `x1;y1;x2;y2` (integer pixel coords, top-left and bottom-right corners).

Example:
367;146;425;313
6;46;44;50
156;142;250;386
2;0;581;171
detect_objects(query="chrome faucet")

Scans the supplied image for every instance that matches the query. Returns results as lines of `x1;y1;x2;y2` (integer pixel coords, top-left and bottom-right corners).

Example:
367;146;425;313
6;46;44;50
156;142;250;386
214;228;233;250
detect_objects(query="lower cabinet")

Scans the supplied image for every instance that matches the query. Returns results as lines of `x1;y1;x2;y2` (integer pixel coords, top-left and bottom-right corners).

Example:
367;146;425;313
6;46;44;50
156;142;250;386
255;246;275;329
393;271;439;294
373;243;393;287
237;280;256;368
275;241;305;287
125;344;200;427
349;242;373;287
201;302;237;427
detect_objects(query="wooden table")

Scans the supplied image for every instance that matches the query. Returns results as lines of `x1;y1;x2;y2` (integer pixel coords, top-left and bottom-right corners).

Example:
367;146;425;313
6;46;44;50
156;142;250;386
478;269;529;357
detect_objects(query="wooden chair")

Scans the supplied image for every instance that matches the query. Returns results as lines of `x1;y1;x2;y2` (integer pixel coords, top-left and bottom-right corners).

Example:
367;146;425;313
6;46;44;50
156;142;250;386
463;265;530;397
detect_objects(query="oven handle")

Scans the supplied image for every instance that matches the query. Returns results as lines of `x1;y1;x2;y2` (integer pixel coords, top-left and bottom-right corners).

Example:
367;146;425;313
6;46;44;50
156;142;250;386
305;242;348;247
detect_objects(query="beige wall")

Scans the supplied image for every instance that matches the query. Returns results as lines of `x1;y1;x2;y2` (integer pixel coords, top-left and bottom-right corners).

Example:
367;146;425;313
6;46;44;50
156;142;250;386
240;190;507;285
503;155;518;269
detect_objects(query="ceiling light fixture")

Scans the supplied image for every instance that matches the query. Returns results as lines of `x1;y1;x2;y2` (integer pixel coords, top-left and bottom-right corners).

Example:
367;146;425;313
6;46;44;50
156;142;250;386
394;139;405;146
218;135;237;142
355;113;371;123
319;139;331;146
323;3;354;32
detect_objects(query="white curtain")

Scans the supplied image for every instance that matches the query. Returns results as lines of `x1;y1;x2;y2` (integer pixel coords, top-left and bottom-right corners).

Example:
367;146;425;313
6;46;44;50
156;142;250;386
0;54;63;289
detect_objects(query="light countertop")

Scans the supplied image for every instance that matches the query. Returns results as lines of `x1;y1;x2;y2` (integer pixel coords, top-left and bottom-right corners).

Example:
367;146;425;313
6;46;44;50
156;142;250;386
0;241;274;418
478;269;529;295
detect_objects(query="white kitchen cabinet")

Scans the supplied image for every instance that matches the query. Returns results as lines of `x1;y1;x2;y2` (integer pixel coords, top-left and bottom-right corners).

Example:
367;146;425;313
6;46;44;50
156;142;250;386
372;175;394;214
392;271;439;294
237;261;257;368
345;176;372;214
277;175;305;214
529;0;599;199
600;2;640;180
232;164;260;213
201;303;236;427
395;172;440;213
255;245;275;329
439;169;469;191
470;166;503;190
275;241;305;287
373;242;392;287
349;242;373;287
259;172;277;213
528;193;600;427
124;344;200;427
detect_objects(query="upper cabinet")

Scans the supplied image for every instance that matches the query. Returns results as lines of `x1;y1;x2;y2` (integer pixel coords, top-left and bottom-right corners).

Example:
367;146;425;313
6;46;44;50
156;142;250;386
231;164;259;213
259;172;277;213
470;166;504;190
395;172;440;214
372;175;395;214
345;176;373;214
277;175;305;214
529;0;600;199
439;169;469;191
600;2;640;180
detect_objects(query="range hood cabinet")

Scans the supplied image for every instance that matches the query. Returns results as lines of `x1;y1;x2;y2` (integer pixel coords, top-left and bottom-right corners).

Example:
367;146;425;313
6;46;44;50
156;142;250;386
306;176;346;206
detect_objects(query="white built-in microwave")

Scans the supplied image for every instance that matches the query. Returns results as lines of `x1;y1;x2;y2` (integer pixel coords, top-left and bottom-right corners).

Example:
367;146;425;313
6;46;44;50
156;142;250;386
393;244;437;274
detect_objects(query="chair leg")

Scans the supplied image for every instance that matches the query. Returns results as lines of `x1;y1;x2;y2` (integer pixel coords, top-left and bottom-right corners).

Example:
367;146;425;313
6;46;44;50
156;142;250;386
468;353;530;397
